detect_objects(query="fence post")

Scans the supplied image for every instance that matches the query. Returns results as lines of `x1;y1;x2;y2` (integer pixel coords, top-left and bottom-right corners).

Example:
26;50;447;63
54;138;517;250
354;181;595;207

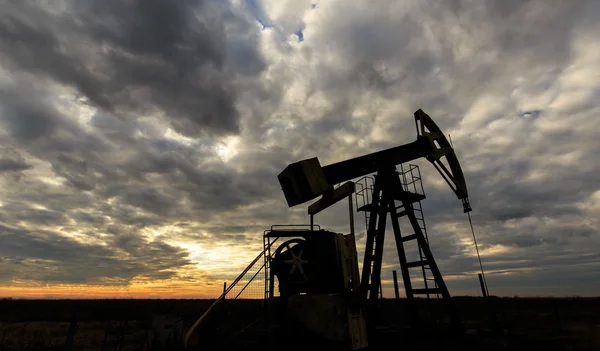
392;270;400;299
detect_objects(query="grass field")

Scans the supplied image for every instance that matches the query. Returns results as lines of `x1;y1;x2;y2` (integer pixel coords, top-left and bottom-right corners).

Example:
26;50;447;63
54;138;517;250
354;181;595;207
0;297;598;350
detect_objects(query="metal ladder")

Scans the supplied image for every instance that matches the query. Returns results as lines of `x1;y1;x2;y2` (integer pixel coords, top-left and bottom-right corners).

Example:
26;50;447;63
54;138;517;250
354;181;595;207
400;164;439;299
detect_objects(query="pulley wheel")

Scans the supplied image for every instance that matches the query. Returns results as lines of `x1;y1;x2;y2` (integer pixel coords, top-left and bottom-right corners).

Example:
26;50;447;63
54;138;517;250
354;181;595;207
273;238;310;284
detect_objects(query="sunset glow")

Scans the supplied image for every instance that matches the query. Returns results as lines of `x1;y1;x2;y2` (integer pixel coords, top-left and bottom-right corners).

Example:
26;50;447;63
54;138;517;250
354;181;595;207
0;0;599;300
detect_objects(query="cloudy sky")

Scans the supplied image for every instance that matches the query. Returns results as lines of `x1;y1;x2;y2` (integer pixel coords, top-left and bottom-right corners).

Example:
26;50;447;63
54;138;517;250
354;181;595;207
0;0;599;299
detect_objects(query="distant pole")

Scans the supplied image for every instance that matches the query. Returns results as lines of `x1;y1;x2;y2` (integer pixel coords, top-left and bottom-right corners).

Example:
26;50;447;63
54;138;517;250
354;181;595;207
393;270;400;299
478;273;488;298
223;282;227;298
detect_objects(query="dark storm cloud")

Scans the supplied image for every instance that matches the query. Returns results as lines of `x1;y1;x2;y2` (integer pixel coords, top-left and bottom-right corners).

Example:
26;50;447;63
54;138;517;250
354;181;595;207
459;163;598;223
260;0;600;297
276;0;599;297
0;0;598;297
0;0;275;288
0;0;266;138
68;211;108;227
0;159;32;173
289;0;590;136
0;83;287;288
0;81;68;141
0;223;193;284
0;147;32;173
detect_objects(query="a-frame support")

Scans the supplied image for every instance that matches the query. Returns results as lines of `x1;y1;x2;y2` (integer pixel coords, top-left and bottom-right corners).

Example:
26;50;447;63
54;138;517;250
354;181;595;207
358;166;461;330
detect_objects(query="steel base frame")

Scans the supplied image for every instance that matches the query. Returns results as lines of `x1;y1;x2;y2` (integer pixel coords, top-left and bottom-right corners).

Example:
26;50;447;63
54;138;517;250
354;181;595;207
358;166;461;330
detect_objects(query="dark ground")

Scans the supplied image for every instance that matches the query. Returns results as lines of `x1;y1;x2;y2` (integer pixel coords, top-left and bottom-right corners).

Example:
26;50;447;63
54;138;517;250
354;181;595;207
0;297;598;350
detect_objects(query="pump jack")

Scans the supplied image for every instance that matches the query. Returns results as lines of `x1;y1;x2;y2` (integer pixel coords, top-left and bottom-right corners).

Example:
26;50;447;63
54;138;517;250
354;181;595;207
184;109;473;350
277;109;472;335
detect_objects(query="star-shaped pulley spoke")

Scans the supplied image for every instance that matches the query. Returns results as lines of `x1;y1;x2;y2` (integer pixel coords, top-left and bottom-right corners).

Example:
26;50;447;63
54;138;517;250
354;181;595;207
283;246;308;281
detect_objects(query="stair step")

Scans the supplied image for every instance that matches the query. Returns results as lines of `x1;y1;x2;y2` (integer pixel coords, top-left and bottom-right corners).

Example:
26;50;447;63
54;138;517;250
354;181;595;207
400;234;419;242
406;260;430;268
395;210;407;218
412;288;442;295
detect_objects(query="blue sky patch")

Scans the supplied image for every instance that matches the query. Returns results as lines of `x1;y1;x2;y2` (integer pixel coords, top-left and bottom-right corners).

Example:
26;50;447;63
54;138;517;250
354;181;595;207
246;0;273;29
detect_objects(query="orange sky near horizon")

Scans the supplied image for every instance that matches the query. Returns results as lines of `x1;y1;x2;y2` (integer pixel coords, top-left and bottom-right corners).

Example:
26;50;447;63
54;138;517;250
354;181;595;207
0;284;225;299
0;286;579;299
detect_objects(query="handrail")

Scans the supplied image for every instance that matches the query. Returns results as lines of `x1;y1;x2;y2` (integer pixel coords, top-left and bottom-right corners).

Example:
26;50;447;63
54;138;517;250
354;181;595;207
184;238;278;348
233;260;267;300
269;224;320;231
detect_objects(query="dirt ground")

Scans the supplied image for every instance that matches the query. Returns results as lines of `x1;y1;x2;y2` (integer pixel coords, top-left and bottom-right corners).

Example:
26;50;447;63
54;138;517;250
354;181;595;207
0;297;598;350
